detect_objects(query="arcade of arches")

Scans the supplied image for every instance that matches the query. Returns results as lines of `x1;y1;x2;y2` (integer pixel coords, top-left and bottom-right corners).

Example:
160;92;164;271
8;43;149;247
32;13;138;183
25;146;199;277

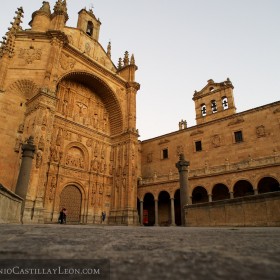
138;176;279;226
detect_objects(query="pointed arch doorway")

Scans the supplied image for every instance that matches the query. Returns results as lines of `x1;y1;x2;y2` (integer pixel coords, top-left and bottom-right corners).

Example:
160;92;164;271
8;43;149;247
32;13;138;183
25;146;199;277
59;185;82;224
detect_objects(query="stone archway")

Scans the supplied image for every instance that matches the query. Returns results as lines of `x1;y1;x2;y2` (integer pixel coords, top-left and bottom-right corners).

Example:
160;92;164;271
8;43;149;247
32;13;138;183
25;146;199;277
59;185;82;223
192;186;208;204
143;193;155;226
258;177;280;194
233;180;254;197
212;183;230;201
158;191;171;226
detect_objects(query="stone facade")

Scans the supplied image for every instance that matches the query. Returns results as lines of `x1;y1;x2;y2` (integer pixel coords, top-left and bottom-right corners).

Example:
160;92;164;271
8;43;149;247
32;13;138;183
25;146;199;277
139;79;280;226
0;2;279;226
0;2;139;225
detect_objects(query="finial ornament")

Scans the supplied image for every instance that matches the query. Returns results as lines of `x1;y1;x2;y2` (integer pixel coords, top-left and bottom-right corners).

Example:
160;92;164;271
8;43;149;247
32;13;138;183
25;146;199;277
118;57;123;69
107;41;111;58
123;51;129;66
130;54;135;65
0;7;24;58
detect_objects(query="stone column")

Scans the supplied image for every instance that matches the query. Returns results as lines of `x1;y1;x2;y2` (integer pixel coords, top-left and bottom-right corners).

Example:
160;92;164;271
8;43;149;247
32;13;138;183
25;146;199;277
176;154;190;226
254;188;258;195
170;197;176;226
208;194;212;202
15;136;36;221
229;191;234;199
140;200;144;226
154;199;159;226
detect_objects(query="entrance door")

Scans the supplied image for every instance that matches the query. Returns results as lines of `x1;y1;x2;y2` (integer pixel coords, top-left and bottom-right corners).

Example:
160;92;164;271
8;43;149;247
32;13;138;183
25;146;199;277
59;185;82;223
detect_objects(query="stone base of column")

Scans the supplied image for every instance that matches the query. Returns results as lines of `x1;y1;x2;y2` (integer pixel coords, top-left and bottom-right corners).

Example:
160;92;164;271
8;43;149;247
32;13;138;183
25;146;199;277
108;209;139;226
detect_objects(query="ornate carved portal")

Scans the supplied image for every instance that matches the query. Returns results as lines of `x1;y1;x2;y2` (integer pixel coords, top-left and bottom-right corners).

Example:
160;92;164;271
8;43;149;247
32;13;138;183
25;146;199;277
59;185;82;223
56;80;110;134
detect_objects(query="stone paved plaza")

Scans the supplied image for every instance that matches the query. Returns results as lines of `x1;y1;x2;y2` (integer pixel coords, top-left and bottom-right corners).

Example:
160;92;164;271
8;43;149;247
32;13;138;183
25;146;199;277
0;224;280;280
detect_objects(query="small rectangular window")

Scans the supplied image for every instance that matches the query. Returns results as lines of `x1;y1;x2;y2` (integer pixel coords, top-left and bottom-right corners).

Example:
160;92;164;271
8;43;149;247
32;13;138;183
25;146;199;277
234;131;243;143
162;148;168;159
195;141;202;152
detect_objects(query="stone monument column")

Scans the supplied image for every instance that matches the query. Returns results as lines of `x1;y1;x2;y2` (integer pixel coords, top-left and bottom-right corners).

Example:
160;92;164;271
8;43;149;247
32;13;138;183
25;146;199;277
15;136;36;221
175;154;190;226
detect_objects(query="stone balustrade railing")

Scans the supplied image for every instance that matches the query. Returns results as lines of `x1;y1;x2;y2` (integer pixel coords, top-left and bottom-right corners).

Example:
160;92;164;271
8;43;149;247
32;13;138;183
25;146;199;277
139;154;280;186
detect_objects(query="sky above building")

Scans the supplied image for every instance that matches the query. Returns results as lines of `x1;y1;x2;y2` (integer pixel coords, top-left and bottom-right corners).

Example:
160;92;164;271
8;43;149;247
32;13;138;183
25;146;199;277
1;0;279;140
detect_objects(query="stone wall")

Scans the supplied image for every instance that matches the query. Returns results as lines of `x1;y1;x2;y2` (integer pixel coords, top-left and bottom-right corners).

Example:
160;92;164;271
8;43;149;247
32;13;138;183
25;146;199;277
185;192;280;227
0;184;22;223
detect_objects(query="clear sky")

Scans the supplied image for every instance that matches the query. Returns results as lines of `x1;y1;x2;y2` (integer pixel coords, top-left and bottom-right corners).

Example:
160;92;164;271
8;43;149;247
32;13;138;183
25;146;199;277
1;1;279;140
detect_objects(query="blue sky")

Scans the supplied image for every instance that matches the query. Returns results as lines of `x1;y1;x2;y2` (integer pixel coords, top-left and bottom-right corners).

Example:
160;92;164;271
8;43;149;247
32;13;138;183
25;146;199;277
1;0;279;140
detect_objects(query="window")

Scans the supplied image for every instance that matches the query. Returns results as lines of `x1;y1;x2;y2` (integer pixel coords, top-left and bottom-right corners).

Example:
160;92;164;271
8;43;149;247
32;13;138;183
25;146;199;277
211;100;217;113
162;148;168;159
195;141;202;152
86;21;93;36
234;131;243;143
201;104;206;117
222;96;229;110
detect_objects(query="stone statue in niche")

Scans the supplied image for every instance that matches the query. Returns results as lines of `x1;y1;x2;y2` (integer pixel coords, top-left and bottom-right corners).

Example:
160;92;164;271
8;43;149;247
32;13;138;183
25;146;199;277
65;147;85;169
49;176;56;201
90;158;99;172
38;136;45;151
18;123;24;133
36;150;43;168
56;128;63;146
14;135;22;152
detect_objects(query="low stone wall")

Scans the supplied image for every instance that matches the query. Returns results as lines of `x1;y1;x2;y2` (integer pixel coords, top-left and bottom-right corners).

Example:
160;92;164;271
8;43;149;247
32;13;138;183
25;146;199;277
185;192;280;227
0;184;22;224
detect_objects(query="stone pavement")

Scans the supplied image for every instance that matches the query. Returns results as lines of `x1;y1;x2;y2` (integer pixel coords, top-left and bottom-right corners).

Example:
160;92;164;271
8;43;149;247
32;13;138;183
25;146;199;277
0;224;280;280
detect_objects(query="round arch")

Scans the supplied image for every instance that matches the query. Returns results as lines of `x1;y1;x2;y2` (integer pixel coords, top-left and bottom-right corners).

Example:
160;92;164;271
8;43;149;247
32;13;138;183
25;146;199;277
158;191;171;226
192;186;208;204
258;177;280;194
233;180;254;198
63;141;90;170
212;183;230;201
59;184;82;223
143;192;155;226
57;71;124;135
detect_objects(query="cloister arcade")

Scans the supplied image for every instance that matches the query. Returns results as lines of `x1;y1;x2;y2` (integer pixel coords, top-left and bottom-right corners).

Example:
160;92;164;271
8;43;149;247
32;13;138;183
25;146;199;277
138;176;280;226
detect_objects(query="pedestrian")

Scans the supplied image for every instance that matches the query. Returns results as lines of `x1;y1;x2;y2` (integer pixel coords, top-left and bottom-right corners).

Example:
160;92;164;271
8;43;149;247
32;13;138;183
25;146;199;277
59;208;67;224
101;211;106;223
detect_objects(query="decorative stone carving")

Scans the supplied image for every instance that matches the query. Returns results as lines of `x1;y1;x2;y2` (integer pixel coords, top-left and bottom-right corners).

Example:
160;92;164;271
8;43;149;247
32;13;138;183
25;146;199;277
212;135;221;147
8;79;39;100
65;147;85;169
256;125;266;137
38;136;45;151
18;47;42;64
14;135;22;152
49;176;56;201
18;123;24;133
60;53;76;70
36;150;42;168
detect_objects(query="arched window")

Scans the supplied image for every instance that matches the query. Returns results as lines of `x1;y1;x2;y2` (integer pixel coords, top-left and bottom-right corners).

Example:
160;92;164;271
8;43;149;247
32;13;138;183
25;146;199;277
211;100;217;113
86;21;93;36
201;104;206;116
222;96;229;110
